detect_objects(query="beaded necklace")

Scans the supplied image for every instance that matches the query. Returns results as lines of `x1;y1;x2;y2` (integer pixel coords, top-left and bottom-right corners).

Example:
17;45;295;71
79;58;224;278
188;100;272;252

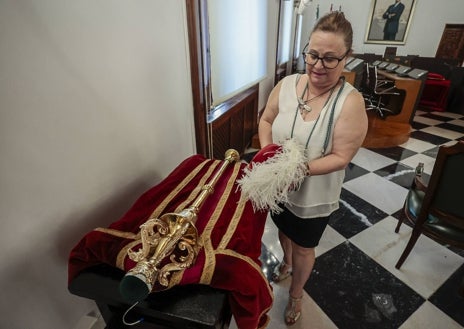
297;82;336;116
290;76;345;152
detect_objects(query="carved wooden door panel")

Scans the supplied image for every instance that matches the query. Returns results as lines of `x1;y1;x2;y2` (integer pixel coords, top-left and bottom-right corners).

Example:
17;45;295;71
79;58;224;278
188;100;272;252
436;24;464;65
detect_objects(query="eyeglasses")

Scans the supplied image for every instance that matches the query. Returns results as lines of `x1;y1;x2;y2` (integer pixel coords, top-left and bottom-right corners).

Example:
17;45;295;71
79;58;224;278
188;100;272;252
303;50;350;69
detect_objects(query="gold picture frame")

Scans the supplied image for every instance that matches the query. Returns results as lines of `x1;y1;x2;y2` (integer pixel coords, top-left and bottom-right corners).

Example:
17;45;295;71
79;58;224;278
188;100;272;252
365;0;417;45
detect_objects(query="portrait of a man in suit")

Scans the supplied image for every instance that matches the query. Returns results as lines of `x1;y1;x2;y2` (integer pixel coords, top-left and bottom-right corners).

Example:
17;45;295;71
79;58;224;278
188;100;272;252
383;0;405;40
365;0;415;44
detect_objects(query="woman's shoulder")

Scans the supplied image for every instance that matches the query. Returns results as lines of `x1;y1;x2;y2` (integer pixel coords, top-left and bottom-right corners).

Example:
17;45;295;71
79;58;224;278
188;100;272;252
277;74;302;94
339;80;362;101
340;82;367;117
280;73;300;85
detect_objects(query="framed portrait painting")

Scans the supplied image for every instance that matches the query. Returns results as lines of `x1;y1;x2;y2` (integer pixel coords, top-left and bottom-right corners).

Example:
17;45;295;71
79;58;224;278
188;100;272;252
365;0;417;44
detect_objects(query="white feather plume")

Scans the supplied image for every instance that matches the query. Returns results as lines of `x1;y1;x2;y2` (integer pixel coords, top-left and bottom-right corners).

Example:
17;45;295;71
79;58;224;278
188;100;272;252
237;139;308;214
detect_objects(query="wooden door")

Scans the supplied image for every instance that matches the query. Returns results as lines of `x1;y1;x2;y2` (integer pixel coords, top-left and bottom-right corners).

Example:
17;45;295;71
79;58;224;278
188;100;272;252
436;24;464;66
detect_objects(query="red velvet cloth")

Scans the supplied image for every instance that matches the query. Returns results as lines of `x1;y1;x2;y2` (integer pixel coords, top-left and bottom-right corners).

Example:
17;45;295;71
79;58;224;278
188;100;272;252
247;143;281;168
68;154;273;329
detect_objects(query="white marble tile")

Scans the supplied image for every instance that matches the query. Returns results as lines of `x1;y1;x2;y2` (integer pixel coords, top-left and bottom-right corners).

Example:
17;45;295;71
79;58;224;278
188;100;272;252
273;280;338;329
399;301;464;329
414;109;428;116
420;126;464;140
343;173;408;215
448;119;464;127
351;148;397;172
400;138;436;153
399;153;436;175
442;140;463;147
413;116;443;126
429;111;463;119
350;217;464;299
315;225;346;257
229;278;338;329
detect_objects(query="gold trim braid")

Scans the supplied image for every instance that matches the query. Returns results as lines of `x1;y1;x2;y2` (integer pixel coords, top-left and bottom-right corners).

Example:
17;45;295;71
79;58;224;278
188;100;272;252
94;227;139;240
148;159;216;220
199;162;242;285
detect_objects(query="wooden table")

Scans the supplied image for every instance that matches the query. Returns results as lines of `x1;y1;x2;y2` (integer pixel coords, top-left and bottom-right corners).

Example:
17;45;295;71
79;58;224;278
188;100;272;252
362;70;423;148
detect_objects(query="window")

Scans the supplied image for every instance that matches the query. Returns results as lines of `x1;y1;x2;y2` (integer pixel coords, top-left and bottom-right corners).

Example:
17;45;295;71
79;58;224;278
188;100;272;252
207;0;268;109
276;0;294;65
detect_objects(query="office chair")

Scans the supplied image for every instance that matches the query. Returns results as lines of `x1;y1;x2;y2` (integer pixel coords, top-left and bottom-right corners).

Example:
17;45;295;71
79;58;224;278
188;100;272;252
361;63;375;107
363;64;401;118
395;141;464;271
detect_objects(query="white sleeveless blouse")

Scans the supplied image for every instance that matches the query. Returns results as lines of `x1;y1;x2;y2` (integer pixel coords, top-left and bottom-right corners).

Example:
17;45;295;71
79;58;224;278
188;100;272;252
272;74;355;218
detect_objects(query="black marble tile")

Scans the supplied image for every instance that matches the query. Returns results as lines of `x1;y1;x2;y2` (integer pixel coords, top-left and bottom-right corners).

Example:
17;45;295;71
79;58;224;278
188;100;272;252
369;146;417;162
305;242;425;329
420;112;454;122
448;246;464;258
345;162;370;182
411;121;429;130
390;208;404;222
429;263;464;327
436;122;464;133
422;146;440;159
409;131;451;145
329;189;388;239
374;162;430;189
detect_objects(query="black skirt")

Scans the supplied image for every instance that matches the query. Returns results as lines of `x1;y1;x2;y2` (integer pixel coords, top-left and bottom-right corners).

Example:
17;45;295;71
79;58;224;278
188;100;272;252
271;206;330;248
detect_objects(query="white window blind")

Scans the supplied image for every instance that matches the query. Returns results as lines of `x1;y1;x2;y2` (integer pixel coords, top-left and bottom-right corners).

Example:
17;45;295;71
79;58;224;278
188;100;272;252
277;0;294;65
207;0;267;107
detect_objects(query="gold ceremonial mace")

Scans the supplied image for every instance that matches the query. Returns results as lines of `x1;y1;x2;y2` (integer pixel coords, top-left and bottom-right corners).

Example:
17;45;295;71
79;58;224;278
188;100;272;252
119;149;240;302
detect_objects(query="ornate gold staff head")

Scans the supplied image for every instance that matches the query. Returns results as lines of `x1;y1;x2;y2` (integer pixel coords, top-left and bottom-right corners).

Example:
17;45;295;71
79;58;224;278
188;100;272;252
119;149;239;303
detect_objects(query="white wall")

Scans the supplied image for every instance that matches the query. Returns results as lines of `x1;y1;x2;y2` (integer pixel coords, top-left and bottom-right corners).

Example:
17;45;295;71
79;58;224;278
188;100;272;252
0;1;195;328
299;0;464;57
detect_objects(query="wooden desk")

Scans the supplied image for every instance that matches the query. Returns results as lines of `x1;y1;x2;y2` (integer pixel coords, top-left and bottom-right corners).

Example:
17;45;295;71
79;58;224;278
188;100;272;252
376;70;422;124
363;111;412;148
363;70;423;148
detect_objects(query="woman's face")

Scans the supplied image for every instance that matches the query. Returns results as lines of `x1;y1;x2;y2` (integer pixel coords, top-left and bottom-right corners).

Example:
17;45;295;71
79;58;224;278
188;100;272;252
305;31;348;88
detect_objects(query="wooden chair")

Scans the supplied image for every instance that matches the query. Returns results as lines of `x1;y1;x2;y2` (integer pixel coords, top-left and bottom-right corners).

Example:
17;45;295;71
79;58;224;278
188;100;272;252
395;141;464;271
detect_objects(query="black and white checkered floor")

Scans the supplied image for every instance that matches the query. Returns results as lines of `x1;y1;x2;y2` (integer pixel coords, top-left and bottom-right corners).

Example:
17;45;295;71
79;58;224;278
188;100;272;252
236;109;464;329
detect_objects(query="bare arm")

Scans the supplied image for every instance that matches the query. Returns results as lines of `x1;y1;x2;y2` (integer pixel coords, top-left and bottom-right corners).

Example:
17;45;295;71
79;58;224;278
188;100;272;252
258;81;282;148
307;90;368;175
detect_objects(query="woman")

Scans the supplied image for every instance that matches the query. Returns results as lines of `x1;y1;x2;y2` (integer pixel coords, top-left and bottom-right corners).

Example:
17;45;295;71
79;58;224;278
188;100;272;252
258;12;368;325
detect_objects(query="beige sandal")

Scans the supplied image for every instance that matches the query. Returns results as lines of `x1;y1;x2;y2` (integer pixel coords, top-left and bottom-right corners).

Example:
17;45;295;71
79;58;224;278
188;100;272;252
285;294;302;325
271;261;292;282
